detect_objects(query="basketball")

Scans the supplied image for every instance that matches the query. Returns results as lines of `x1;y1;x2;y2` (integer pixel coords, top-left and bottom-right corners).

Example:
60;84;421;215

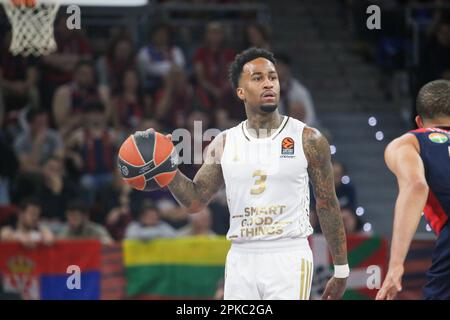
117;130;178;191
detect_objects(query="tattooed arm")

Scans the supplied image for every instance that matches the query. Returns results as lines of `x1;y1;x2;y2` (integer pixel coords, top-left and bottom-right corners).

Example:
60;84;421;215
303;127;348;299
168;132;226;214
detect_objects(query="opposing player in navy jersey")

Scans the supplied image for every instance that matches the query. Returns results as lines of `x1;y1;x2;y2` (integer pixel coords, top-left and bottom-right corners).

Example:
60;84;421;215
376;80;450;300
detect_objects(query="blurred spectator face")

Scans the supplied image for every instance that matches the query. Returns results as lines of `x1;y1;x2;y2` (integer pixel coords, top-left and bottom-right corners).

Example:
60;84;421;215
139;208;160;227
206;23;224;48
123;69;139;92
152;26;170;47
333;162;344;186
30;112;49;134
85;109;106;129
191;208;212;234
114;39;133;62
42;157;64;178
75;64;95;89
20;204;41;229
341;208;358;234
66;210;86;230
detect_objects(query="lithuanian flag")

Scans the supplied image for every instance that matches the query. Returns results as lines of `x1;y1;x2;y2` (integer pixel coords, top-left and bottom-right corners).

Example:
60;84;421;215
123;236;230;299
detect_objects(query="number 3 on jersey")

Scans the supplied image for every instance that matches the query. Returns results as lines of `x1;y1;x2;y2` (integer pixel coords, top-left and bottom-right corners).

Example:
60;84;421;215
250;170;267;195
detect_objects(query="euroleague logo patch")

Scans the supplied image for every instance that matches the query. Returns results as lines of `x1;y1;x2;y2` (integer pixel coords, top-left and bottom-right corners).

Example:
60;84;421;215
281;137;294;155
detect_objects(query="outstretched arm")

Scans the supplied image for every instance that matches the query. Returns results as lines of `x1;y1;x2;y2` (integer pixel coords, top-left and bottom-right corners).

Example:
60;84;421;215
376;134;428;300
303;127;348;299
168;132;226;213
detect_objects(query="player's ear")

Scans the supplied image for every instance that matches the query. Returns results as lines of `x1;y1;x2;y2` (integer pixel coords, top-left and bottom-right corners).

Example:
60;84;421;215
236;87;245;101
415;115;424;128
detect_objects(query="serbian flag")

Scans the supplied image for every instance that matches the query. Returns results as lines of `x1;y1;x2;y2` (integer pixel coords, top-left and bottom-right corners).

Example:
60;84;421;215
0;240;101;300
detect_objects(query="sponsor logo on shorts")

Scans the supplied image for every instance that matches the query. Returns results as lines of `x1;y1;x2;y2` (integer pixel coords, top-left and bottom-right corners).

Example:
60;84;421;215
428;133;448;143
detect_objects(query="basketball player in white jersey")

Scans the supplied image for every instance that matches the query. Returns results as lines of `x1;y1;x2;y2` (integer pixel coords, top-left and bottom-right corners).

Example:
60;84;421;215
164;48;348;300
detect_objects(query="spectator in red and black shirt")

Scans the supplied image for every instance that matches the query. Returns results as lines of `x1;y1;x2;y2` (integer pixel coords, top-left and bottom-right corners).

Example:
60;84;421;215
193;22;244;122
193;22;235;106
0;32;40;131
97;36;137;95
153;66;198;131
37;155;81;225
65;102;119;206
52;60;110;140
100;168;134;241
40;17;92;109
111;68;152;135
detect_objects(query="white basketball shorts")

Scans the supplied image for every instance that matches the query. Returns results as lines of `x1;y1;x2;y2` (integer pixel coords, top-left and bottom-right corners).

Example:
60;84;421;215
223;238;314;300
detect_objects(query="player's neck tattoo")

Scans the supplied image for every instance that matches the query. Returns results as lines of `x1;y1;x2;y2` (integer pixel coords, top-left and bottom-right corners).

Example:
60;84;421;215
246;112;283;138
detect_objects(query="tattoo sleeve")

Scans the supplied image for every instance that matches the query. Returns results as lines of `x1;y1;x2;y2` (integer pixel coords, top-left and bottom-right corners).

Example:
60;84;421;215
303;127;348;265
168;133;225;213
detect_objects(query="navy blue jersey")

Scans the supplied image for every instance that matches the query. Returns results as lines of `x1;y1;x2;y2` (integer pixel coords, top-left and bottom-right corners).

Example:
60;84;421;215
410;127;450;299
410;127;450;235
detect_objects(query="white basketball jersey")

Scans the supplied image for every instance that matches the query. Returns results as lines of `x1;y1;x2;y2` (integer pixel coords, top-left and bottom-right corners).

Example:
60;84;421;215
221;116;313;243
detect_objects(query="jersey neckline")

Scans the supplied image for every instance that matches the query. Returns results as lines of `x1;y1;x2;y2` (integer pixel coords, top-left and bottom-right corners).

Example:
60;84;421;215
410;127;450;133
242;116;289;142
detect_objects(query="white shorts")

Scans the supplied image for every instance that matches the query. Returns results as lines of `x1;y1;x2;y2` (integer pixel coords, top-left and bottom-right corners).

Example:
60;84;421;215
223;238;314;300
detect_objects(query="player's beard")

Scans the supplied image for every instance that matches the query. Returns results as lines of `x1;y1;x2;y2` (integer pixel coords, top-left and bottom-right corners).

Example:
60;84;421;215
260;104;277;113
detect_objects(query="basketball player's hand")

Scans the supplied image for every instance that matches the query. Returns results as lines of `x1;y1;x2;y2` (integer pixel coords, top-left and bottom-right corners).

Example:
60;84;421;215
375;265;403;300
321;277;347;300
144;128;172;141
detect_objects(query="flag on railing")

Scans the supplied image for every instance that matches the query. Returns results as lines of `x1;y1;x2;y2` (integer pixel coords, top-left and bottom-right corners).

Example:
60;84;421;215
311;235;388;300
0;240;101;300
123;236;230;299
124;235;387;300
0;236;387;300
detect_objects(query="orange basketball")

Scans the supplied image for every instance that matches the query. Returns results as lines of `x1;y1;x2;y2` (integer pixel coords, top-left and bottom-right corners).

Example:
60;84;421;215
117;130;178;191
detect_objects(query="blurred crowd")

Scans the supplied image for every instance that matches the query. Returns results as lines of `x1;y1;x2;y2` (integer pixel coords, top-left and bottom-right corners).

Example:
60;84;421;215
0;1;368;249
344;0;450;115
